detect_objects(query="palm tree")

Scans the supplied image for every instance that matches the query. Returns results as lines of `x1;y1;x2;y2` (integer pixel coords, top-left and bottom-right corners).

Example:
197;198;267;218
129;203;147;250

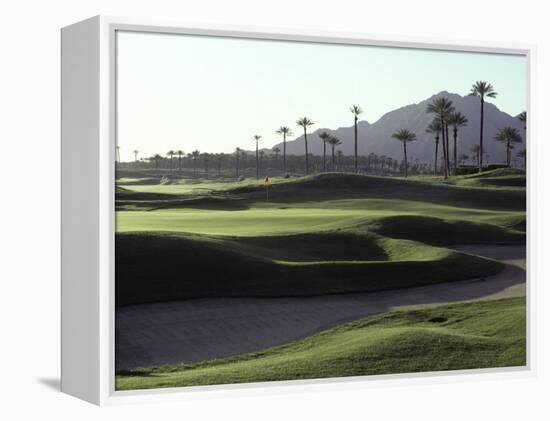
167;150;175;171
272;147;281;171
426;119;442;176
518;111;527;146
350;105;363;173
427;96;454;178
494;127;522;166
517;148;526;169
447;111;468;174
259;150;265;173
176;150;184;172
202;153;210;176
216;153;224;176
275;126;293;174
318;131;331;172
326;135;342;171
469;81;498;172
191;150;200;177
336;150;344;170
235;147;241;177
391;129;417;177
386;156;393;174
470;145;482;168
458;153;469;166
253;135;262;178
152;154;162;170
296;117;314;175
518;111;527;130
133;149;139;162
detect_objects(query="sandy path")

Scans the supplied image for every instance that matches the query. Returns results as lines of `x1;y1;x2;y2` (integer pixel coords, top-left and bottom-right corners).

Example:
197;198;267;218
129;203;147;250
116;245;526;371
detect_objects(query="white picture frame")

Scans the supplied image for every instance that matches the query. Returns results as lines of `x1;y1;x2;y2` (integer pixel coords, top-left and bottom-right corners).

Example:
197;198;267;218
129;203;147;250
61;15;535;405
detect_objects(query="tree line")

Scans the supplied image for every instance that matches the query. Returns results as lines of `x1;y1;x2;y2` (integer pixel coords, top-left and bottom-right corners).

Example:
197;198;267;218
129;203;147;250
117;80;527;179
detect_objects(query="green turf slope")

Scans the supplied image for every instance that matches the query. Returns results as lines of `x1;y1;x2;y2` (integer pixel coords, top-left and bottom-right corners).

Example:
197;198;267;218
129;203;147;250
115;231;504;306
117;172;526;211
116;297;526;390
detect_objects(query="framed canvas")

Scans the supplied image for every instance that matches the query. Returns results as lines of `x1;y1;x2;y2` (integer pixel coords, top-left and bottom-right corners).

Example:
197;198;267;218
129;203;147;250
61;15;533;405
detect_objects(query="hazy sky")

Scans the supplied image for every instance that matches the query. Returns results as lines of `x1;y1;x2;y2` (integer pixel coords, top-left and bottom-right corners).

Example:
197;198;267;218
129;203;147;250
116;31;527;161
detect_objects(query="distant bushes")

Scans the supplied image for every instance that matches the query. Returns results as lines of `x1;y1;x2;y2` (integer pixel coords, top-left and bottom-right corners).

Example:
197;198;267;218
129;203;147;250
456;164;510;176
455;166;479;175
486;164;511;171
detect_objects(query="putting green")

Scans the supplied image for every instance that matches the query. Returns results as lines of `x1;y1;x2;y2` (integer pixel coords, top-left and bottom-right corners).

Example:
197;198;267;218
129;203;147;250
116;199;523;236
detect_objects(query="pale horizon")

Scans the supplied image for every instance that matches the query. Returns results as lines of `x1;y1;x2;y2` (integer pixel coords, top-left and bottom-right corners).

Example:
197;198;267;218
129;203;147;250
116;31;527;162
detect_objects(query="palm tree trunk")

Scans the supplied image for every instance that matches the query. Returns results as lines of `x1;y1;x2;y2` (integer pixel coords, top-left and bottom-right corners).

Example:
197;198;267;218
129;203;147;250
479;99;484;172
256;142;259;179
403;143;408;177
178;156;182;172
440;117;448;179
507;141;511;166
304;129;309;175
283;134;287;174
445;122;450;175
434;137;439;176
453;127;458;175
323;141;326;172
354;116;358;174
331;146;335;170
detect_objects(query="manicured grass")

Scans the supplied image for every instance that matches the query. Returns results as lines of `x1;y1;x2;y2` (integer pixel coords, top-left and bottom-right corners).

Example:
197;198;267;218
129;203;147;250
364;215;525;246
116;201;524;236
115;172;525;306
407;168;526;189
117;172;525;211
115;231;504;306
116;297;526;390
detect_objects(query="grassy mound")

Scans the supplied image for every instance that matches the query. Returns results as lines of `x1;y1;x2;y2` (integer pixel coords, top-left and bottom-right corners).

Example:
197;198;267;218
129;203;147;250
462;168;525;179
116;297;525;390
474;176;526;187
115;231;504;307
117;173;525;211
115;185;177;202
364;215;525;246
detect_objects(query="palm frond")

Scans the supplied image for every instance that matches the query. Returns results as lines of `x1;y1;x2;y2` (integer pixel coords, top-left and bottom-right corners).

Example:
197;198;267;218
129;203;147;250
296;117;314;128
447;111;468;128
494;126;522;143
392;128;417;143
276;126;293;136
470;81;498;99
318;131;331;141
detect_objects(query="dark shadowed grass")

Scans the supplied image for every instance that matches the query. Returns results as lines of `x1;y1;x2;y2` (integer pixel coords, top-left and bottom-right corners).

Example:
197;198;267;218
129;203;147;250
363;215;525;246
116;172;526;212
116;297;526;390
115;231;504;307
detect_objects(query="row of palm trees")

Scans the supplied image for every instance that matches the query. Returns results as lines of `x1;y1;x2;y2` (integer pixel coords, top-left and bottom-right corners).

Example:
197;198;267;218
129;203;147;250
121;81;526;179
420;81;526;179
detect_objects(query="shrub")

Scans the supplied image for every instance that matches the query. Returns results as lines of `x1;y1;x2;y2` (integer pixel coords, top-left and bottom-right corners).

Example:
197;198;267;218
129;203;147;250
486;164;510;171
455;166;479;176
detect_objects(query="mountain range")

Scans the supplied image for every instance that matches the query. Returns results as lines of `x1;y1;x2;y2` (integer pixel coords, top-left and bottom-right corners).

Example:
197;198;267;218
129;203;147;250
266;91;525;164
